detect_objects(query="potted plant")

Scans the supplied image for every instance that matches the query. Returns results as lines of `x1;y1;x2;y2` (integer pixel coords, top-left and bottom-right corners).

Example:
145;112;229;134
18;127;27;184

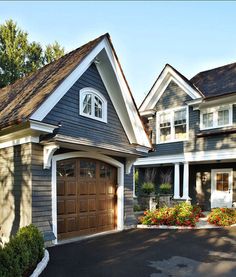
141;182;155;195
159;183;172;195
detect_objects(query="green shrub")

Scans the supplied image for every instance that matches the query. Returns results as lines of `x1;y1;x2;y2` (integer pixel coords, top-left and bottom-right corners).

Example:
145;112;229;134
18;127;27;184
141;182;155;195
159;183;172;194
140;202;203;227
0;224;44;277
208;208;236;226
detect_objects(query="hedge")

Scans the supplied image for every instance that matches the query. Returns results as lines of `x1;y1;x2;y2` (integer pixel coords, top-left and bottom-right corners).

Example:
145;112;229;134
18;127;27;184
0;224;44;277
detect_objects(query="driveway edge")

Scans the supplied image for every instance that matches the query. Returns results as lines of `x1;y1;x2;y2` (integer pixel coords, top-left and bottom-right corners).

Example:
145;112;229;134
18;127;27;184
30;249;49;277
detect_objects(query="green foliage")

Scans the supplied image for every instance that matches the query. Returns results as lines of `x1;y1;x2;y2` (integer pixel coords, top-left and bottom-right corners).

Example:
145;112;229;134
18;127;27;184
140;202;203;227
208;208;236;226
0;224;44;277
133;204;142;212
0;19;65;88
141;182;155;195
44;41;65;64
159;183;172;194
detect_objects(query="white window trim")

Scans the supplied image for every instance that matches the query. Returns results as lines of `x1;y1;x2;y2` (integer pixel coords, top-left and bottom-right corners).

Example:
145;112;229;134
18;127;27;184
79;87;107;123
156;106;189;144
200;104;233;130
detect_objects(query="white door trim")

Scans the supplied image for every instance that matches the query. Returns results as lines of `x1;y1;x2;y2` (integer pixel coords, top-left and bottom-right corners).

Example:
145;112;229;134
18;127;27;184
51;151;124;244
211;168;233;208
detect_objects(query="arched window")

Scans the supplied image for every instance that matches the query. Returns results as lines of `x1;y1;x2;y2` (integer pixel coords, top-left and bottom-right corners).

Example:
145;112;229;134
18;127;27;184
79;87;107;122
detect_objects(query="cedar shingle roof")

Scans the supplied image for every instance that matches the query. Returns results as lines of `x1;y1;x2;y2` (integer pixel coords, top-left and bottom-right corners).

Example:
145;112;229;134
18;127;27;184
190;62;236;98
0;33;108;130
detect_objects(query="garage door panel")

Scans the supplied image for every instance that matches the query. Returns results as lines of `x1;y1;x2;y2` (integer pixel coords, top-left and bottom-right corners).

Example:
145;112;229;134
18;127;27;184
80;182;88;195
99;183;106;194
107;184;115;195
78;216;88;230
98;199;106;211
88;182;96;194
67;217;77;232
88;198;96;211
57;181;65;196
66;199;76;214
98;214;107;226
107;198;114;210
57;200;65;215
67;181;76;196
58;218;66;234
89;215;97;228
79;199;88;212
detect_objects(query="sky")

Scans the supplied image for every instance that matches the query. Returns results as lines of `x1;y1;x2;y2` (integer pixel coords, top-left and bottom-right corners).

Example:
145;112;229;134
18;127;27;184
1;1;236;106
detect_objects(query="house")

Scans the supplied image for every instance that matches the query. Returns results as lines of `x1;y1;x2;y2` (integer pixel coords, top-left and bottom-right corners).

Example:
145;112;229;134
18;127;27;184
0;33;151;243
135;63;236;210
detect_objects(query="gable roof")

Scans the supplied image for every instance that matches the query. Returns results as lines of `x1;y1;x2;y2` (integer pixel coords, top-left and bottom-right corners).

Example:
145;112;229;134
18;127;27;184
0;33;151;149
139;64;203;112
0;34;106;129
190;61;236;98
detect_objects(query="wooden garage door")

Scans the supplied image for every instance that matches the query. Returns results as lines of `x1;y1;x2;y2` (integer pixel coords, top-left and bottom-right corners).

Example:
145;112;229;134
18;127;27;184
57;158;117;239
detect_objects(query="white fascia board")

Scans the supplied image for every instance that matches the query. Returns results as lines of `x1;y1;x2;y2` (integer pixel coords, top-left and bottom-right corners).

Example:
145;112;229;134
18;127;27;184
0;136;39;149
101;38;151;148
29;120;58;133
134;148;236;166
139;109;156;117
140;65;202;112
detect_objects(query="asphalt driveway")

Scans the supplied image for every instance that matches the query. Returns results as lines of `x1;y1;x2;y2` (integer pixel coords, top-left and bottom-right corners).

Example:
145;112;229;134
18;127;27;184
41;227;236;277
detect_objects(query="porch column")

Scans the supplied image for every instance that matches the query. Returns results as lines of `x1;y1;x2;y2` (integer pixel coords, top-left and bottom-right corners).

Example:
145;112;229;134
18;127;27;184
182;162;191;200
174;163;180;199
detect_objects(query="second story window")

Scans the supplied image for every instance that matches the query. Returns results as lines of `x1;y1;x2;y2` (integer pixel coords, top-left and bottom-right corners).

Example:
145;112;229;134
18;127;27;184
80;87;107;123
157;106;188;143
200;105;232;130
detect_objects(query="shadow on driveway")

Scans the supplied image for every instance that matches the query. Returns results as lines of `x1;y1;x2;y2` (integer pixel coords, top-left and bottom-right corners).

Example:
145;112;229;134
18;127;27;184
41;227;236;277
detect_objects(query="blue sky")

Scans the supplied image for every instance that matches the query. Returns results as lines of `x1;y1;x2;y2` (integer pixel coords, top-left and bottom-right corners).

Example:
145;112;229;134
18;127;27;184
1;1;236;105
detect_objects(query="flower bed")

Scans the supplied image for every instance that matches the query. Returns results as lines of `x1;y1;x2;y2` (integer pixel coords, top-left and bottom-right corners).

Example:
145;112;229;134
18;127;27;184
208;208;236;226
140;202;204;227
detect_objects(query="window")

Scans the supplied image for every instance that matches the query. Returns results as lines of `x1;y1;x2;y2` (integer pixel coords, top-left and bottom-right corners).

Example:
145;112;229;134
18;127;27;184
157;107;188;143
80;87;107;122
200;105;232;130
216;173;229;191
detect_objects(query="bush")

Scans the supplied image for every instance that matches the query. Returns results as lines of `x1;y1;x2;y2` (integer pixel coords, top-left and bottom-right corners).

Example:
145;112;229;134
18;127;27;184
141;182;155;195
0;224;44;277
208;208;236;226
159;183;172;194
140;202;203;227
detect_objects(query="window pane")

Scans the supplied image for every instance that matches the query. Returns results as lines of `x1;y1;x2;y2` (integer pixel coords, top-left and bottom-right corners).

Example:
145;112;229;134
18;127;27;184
160;127;171;142
203;113;213;128
94;96;103;118
160;113;170;124
174;109;187;139
57;162;76;177
100;164;112;178
175;124;187;140
218;110;229;126
216;182;223;191
223;182;229;191
174;109;186;124
80;161;96;178
83;94;92;115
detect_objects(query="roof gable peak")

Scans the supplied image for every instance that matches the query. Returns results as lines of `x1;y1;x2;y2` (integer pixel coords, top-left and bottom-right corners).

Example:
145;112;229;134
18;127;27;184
139;64;203;112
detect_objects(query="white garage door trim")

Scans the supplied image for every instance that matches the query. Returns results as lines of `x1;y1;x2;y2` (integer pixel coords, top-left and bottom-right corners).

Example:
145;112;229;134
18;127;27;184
51;151;124;244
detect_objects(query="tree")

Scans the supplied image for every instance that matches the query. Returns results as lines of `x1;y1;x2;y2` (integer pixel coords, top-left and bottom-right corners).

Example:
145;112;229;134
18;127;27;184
44;41;65;64
0;19;65;88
